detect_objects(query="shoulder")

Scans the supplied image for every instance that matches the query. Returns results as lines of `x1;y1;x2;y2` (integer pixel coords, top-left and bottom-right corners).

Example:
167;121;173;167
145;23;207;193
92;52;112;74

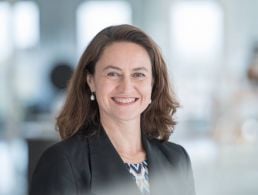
38;132;91;173
149;138;188;155
46;132;89;155
36;133;88;164
29;133;91;195
149;138;192;167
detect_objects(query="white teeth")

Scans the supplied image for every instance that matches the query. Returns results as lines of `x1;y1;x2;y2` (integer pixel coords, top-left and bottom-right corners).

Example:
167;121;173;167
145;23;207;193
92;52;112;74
113;97;136;104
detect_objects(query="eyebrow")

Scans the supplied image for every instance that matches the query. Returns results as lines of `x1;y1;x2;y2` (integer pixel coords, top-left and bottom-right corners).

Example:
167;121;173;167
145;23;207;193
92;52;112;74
132;67;149;72
103;65;149;72
103;65;121;71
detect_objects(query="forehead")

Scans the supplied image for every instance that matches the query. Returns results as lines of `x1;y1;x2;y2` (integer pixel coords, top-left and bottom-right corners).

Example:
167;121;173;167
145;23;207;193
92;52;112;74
96;41;152;70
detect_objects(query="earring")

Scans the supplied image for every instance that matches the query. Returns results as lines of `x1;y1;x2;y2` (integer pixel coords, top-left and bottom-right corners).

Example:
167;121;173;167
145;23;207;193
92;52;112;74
90;92;95;101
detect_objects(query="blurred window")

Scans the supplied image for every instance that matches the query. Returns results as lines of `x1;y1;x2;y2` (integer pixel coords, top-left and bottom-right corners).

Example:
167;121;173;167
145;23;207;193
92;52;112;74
0;1;39;58
13;1;40;49
170;1;223;129
0;2;12;61
0;140;28;195
76;1;132;55
170;1;223;61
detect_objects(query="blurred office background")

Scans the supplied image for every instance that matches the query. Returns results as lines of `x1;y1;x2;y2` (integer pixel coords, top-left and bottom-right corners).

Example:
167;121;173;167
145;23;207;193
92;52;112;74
0;0;257;194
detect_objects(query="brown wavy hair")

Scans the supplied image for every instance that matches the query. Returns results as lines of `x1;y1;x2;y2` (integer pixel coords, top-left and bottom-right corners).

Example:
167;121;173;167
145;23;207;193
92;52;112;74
56;24;179;141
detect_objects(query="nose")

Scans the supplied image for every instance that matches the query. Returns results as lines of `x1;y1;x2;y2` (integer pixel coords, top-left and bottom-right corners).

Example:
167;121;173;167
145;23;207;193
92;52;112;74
118;75;134;93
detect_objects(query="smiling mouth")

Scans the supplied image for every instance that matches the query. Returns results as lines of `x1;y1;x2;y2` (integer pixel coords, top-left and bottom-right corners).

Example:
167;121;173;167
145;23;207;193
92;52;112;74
112;97;138;104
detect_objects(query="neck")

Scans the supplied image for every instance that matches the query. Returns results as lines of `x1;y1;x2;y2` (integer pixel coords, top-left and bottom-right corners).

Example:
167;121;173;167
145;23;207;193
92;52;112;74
100;114;145;163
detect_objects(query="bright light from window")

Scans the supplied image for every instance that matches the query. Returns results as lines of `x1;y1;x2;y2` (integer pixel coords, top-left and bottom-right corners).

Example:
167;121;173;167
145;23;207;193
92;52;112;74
171;2;223;61
0;2;12;61
13;1;39;49
77;1;132;54
0;140;28;195
0;142;15;194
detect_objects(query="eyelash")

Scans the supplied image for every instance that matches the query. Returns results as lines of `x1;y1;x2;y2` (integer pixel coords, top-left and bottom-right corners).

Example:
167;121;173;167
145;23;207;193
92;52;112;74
107;72;121;77
132;72;145;78
106;72;146;79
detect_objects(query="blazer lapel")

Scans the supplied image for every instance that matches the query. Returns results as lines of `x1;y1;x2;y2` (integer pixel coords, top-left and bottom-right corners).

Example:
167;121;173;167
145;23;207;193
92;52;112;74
88;128;141;195
142;136;180;195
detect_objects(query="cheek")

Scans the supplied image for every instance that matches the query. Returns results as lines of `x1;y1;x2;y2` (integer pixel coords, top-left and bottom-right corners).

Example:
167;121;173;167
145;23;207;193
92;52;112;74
95;79;115;97
140;82;153;99
146;87;153;99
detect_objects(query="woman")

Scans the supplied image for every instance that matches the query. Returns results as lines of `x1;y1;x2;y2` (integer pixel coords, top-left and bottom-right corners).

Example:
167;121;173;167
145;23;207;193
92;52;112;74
29;24;195;195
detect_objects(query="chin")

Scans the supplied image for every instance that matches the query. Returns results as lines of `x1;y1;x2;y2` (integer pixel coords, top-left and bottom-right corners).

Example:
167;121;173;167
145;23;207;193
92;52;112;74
113;114;140;122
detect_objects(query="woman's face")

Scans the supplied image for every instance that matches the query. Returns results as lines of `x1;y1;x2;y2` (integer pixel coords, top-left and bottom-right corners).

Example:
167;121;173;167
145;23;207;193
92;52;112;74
87;41;153;123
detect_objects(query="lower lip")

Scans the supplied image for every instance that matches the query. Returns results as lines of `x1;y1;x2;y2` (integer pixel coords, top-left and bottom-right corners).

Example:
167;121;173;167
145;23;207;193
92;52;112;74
112;98;138;105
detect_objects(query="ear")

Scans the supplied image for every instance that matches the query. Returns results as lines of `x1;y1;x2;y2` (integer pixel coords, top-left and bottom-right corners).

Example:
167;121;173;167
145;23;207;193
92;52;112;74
86;74;96;92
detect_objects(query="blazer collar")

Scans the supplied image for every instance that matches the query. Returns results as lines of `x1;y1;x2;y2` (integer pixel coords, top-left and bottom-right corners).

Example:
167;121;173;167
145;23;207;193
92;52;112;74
87;126;174;195
142;135;176;194
88;127;141;195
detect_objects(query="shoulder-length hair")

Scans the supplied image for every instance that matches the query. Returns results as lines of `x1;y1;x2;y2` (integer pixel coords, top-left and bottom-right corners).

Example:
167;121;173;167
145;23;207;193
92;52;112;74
57;24;179;141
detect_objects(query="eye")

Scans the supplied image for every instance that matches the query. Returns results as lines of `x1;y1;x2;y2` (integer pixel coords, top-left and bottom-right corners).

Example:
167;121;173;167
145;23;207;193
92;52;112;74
107;71;121;78
132;72;146;79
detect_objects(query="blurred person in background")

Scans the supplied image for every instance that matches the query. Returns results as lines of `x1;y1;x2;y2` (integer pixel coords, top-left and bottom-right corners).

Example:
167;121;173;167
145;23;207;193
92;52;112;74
29;24;195;195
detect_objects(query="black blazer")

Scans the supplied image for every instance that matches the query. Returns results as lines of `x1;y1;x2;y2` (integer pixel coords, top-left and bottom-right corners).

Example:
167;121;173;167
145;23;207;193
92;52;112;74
29;126;195;195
